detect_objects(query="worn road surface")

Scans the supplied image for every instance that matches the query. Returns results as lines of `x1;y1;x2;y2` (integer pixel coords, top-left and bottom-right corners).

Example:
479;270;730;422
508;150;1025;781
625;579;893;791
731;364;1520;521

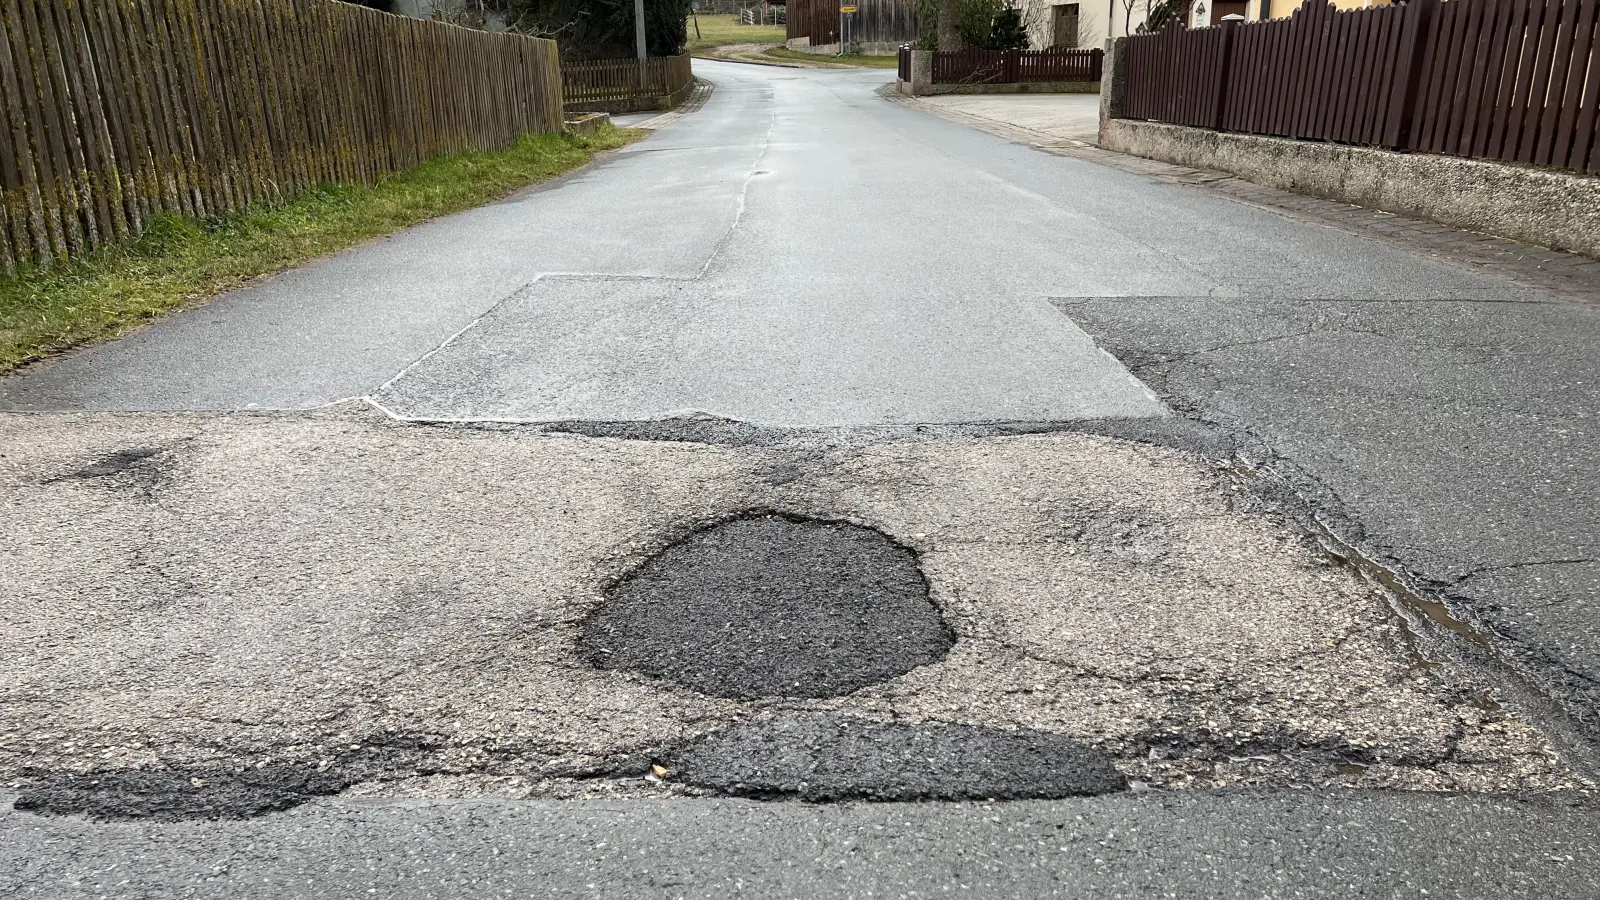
3;60;1598;897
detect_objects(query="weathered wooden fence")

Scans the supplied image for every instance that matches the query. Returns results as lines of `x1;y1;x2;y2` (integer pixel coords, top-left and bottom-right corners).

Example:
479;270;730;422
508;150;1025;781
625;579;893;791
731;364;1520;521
561;54;695;113
1120;0;1600;174
787;0;918;47
931;47;1105;84
0;0;564;273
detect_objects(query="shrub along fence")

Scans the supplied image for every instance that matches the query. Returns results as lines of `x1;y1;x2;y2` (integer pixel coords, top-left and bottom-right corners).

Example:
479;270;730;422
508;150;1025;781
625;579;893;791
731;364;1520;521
1118;0;1600;174
561;54;695;114
0;0;564;273
926;47;1104;84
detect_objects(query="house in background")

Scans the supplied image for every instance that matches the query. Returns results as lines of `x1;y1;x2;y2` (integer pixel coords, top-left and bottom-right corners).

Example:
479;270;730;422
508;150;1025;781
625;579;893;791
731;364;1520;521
1189;0;1393;27
1013;0;1393;50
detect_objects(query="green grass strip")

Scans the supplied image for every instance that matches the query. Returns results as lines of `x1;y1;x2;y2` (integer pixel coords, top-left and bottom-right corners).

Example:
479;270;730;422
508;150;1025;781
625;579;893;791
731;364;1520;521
687;13;786;53
0;125;642;374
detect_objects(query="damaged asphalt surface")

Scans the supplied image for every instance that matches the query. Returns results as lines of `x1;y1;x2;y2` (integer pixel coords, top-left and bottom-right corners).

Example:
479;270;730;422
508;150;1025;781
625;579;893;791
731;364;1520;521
3;60;1599;897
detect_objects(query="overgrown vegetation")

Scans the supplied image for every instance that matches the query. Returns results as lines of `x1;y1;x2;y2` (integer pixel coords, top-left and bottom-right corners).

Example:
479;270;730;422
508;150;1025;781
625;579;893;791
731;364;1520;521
511;0;694;56
1142;0;1188;31
0;126;641;373
915;0;1029;50
357;1;697;58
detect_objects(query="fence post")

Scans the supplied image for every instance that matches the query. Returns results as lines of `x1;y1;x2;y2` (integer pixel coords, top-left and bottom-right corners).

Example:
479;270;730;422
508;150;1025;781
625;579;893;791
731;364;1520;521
908;49;933;95
1213;18;1240;131
1381;0;1435;150
1099;38;1128;143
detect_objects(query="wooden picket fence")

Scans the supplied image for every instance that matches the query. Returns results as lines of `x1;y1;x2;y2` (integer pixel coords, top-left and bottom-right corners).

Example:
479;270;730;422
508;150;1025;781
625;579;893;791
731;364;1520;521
1120;0;1600;174
561;54;695;113
930;47;1104;84
0;0;564;272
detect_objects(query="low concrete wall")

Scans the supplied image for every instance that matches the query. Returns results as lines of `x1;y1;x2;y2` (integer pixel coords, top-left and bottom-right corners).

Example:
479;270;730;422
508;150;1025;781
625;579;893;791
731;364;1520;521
1097;118;1600;260
902;80;1099;96
563;112;611;136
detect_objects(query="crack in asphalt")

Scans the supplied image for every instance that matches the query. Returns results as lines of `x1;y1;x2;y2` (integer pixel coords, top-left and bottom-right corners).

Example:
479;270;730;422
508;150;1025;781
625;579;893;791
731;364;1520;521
1453;558;1600;583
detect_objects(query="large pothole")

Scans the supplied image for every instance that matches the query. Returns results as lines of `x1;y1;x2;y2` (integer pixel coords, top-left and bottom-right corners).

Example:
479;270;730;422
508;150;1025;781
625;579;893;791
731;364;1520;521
580;514;952;699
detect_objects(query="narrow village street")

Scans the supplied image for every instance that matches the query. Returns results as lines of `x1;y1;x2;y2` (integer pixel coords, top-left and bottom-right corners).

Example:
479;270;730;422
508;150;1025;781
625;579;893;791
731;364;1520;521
3;59;1598;896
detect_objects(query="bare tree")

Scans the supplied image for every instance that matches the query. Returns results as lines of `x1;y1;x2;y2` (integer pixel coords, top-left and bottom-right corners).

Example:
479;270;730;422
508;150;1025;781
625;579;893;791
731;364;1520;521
1119;0;1153;36
1014;0;1051;48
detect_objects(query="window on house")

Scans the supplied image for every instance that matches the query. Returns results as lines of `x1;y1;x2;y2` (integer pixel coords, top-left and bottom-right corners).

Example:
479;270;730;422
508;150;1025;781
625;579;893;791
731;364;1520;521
1052;3;1081;48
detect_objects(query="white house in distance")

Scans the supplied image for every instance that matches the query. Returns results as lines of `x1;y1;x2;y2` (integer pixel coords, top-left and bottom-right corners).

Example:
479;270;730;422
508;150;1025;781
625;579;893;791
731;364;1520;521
1012;0;1395;50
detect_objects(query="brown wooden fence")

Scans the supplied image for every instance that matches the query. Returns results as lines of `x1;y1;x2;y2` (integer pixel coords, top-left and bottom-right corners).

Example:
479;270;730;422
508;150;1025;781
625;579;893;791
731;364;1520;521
1119;0;1600;174
787;0;918;47
0;0;563;273
561;54;694;114
931;47;1105;84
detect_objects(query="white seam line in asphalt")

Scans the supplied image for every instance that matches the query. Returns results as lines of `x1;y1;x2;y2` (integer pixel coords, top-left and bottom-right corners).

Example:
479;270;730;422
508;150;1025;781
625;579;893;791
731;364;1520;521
695;93;778;280
370;285;530;397
367;270;601;398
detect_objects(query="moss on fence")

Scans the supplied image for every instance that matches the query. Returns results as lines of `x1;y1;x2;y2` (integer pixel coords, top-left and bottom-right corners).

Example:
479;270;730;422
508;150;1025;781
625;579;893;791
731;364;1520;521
0;126;641;375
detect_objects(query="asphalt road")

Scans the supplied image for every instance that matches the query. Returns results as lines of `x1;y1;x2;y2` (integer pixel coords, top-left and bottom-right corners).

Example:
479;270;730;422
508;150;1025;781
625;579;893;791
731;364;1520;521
4;60;1599;896
5;791;1597;899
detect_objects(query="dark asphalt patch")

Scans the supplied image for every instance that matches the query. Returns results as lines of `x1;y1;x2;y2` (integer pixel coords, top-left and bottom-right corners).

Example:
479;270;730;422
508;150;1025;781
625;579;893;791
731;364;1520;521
663;714;1128;801
70;448;163;478
580;514;952;699
50;447;174;499
14;765;351;821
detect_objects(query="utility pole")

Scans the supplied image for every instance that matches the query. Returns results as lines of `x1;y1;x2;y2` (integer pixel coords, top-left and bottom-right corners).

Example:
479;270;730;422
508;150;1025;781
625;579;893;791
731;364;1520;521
635;0;648;89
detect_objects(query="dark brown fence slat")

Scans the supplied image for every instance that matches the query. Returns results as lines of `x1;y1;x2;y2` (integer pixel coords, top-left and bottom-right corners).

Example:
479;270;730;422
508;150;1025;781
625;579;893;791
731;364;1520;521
1486;0;1532;157
1463;0;1508;157
1119;0;1599;174
1561;0;1600;169
1535;0;1584;164
1550;0;1598;168
1513;0;1560;161
1357;8;1390;143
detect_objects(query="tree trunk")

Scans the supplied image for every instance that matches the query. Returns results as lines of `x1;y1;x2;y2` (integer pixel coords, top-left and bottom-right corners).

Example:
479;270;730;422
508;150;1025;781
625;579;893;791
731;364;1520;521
937;0;964;50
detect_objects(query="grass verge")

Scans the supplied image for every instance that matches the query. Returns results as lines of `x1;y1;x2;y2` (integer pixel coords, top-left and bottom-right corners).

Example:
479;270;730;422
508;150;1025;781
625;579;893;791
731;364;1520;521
687;13;785;53
763;46;901;68
0;125;642;374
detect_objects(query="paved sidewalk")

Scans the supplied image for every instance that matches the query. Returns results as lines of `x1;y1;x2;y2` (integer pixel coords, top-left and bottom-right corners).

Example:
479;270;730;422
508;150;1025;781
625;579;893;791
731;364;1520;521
918;93;1101;144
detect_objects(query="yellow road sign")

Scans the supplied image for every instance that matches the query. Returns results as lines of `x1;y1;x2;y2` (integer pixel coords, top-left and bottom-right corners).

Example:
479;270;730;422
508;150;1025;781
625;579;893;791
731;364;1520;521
841;5;857;11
